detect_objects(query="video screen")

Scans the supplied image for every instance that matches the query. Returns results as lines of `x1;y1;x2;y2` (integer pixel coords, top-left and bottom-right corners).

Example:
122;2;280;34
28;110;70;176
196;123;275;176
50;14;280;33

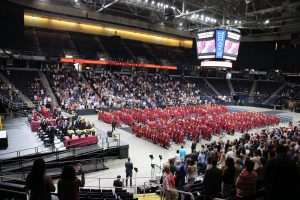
224;40;240;56
197;40;216;54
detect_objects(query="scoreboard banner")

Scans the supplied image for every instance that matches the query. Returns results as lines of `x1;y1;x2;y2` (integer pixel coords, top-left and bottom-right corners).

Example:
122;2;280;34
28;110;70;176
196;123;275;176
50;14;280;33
196;28;241;61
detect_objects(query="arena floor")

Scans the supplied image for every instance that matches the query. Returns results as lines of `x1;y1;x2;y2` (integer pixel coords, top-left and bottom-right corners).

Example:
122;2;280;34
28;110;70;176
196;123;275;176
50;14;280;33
74;106;300;189
1;106;299;191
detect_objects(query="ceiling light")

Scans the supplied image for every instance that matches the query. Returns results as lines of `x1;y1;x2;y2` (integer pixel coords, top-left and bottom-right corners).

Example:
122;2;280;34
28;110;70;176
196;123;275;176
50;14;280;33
234;20;238;24
145;0;148;3
245;0;251;4
179;22;183;26
151;1;154;4
186;10;189;14
226;20;230;24
201;15;204;20
239;21;242;24
264;19;270;24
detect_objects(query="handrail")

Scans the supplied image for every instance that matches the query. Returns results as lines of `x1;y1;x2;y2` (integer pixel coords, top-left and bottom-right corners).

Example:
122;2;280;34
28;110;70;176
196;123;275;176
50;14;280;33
167;189;195;200
0;188;29;200
153;183;196;200
0;94;31;110
0;133;120;159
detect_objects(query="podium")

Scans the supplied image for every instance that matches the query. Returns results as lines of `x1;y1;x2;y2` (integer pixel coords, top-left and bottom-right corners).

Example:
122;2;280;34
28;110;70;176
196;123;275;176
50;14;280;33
0;130;8;149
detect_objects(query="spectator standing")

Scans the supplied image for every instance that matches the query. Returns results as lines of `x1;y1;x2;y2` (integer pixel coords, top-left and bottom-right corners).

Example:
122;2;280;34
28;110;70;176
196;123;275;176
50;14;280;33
113;175;123;188
57;165;85;200
203;159;222;200
264;145;299;200
162;164;178;200
175;160;186;189
26;158;55;200
179;145;186;161
234;158;243;181
112;117;117;132
191;141;197;153
197;151;206;175
236;160;257;199
222;157;235;198
125;158;133;187
186;159;197;185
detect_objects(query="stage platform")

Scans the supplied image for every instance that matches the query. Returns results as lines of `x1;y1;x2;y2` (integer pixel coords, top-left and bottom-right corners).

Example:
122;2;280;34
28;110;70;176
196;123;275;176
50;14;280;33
0;115;129;180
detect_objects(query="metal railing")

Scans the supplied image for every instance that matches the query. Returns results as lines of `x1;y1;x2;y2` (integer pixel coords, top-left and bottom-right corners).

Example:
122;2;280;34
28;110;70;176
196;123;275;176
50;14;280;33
0;188;29;200
143;182;195;200
0;94;32;110
0;134;121;180
164;189;195;200
0;133;120;159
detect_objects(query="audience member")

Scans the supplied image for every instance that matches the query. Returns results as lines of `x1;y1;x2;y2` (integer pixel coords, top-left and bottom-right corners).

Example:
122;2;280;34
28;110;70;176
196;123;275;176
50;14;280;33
113;175;123;188
57;165;85;200
162;164;178;200
220;157;235;198
203;159;222;200
26;158;55;200
236;159;257;199
125;158;133;187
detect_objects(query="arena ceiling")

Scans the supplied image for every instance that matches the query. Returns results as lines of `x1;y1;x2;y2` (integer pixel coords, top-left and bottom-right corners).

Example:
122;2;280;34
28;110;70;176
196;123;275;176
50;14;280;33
20;0;300;36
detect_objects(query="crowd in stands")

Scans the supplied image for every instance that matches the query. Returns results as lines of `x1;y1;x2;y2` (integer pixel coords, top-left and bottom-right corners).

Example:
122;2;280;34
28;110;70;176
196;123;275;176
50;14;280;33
162;122;300;200
28;76;51;106
48;69;100;110
85;70;203;109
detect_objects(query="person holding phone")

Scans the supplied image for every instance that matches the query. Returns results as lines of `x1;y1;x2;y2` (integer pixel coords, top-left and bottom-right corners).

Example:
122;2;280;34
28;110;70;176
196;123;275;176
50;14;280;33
58;165;85;200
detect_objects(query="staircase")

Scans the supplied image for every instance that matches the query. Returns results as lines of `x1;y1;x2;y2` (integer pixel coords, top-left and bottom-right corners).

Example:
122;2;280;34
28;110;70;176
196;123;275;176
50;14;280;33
203;78;220;96
64;32;79;57
94;36;110;59
248;80;257;103
120;39;136;61
143;43;159;64
38;71;59;107
0;71;34;108
80;73;99;99
227;79;234;95
262;83;286;105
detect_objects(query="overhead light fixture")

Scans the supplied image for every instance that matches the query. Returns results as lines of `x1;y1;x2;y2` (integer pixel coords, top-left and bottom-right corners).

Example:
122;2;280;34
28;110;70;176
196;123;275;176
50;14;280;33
145;0;148;3
245;0;251;4
201;15;204;20
264;19;270;24
179;22;183;26
234;20;238;24
226;20;230;24
239;21;242;24
151;1;154;4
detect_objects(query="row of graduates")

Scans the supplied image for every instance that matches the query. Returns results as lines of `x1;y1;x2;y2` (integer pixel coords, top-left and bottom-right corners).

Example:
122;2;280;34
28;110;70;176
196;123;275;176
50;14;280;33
131;111;280;147
112;104;228;126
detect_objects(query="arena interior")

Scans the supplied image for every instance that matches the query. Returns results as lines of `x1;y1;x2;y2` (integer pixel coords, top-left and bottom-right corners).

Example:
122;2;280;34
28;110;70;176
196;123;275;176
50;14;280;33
0;0;300;200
